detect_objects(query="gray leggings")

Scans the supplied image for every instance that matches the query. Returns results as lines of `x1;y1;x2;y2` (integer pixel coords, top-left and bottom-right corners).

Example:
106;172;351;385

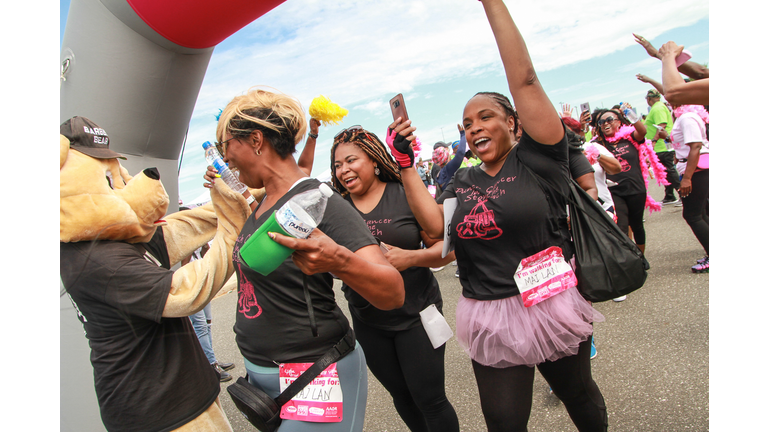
244;343;368;432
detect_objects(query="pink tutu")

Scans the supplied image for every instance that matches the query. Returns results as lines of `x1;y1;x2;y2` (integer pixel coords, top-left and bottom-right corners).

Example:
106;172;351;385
456;287;605;368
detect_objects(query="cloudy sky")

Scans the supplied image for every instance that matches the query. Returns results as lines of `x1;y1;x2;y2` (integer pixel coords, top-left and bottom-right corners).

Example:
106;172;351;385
60;0;709;204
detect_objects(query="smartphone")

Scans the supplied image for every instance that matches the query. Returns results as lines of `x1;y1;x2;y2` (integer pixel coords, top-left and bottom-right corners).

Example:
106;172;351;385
580;102;591;114
390;94;409;122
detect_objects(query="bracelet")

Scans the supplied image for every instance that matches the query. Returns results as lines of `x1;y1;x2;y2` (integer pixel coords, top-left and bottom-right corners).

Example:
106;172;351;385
308;133;318;139
246;195;255;205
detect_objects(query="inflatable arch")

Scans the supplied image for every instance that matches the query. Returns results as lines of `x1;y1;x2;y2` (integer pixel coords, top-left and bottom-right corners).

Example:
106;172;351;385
60;0;285;429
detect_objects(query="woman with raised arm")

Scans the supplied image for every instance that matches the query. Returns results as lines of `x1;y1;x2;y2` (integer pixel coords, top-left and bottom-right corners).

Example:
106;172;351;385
387;1;607;430
330;125;459;432
591;104;668;255
205;87;404;432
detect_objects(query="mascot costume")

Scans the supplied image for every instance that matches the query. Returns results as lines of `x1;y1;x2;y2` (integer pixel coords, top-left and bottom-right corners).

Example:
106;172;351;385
59;115;258;431
60;0;286;429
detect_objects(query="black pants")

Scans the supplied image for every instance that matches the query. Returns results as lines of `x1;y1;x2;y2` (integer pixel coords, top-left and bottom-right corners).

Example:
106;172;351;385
612;193;647;245
682;169;709;255
352;316;460;432
656;151;680;199
472;336;607;432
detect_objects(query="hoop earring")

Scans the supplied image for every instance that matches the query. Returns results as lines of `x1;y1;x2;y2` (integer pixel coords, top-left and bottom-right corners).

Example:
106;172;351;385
374;166;380;176
256;149;262;156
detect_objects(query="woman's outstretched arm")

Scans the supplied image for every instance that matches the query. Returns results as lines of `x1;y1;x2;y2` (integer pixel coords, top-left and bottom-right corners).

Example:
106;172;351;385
480;0;563;145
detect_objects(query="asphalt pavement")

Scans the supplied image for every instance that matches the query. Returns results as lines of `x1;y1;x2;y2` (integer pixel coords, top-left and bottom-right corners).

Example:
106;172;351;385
209;181;709;432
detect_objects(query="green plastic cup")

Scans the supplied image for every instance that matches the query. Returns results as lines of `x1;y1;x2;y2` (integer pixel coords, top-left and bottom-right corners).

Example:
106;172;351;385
239;210;295;276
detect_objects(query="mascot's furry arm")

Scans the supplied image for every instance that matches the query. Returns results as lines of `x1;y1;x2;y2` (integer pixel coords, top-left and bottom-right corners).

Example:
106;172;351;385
162;181;251;317
60;133;255;318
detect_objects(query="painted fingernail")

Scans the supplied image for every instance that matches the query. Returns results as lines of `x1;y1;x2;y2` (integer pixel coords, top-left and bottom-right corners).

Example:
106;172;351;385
268;232;275;239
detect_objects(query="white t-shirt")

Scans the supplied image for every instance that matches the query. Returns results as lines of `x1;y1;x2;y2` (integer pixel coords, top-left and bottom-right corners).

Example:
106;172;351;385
585;142;615;211
669;112;709;174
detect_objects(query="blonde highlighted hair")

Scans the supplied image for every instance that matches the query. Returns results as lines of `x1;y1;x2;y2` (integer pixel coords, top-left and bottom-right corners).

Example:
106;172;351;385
216;87;307;158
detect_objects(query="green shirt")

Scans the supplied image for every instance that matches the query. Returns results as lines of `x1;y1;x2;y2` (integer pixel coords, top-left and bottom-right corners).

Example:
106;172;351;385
644;101;674;153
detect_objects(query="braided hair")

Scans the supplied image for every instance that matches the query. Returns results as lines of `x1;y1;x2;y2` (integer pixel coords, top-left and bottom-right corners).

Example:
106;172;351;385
591;108;631;142
330;127;401;197
473;91;520;136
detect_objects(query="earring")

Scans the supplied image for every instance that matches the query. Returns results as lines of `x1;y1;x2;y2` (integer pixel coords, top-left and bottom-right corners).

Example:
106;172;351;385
374;166;380;175
256;149;262;156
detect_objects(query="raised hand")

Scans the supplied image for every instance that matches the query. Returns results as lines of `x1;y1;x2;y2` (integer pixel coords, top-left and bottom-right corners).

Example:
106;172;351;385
560;103;574;118
633;33;660;59
658;41;684;60
386;117;417;169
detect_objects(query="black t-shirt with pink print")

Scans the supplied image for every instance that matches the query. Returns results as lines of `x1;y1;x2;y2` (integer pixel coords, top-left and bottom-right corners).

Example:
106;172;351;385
438;130;573;300
604;137;646;197
343;182;443;331
232;178;376;367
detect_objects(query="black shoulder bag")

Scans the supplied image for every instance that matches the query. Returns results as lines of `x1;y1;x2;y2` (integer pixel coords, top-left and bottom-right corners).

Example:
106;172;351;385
519;157;649;302
227;327;356;432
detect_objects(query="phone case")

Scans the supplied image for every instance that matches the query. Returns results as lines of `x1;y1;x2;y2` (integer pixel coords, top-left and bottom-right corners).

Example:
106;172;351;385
390;94;408;122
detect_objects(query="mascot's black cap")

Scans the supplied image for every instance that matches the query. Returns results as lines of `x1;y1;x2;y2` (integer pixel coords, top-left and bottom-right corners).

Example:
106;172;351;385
60;116;126;160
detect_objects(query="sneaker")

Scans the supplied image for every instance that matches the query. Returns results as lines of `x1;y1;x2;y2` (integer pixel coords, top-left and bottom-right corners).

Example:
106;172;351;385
662;198;680;205
692;257;709;273
590;339;597;359
674;201;683;207
696;256;709;264
451;260;458;266
455;269;460;278
216;361;235;372
613;295;627;302
430;266;445;272
213;363;232;382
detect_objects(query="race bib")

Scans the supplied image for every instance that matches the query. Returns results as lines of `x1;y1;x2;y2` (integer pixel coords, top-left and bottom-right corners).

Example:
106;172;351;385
279;362;343;422
514;246;578;307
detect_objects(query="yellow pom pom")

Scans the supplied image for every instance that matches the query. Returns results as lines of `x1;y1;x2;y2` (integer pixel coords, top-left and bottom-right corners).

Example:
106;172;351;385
309;95;349;126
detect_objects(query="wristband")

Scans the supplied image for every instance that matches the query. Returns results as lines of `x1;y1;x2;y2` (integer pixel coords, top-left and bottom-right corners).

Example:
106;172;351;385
246;195;255;205
308;133;318;139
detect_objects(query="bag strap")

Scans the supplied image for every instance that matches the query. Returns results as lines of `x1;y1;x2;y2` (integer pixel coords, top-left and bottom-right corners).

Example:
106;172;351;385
517;155;641;253
303;274;318;337
274;327;356;407
515;152;571;245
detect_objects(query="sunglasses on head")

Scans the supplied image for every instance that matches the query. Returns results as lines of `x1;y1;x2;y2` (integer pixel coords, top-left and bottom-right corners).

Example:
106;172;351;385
597;116;619;127
334;125;372;142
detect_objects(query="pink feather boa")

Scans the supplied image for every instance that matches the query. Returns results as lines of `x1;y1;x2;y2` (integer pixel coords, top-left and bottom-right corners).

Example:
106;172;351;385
604;125;670;213
412;135;423;160
673;105;709;124
584;144;600;166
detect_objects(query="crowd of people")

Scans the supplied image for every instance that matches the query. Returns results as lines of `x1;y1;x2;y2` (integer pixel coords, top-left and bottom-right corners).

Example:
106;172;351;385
62;0;708;431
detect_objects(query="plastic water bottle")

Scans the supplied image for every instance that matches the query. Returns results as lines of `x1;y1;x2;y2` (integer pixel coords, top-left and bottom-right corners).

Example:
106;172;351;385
275;183;334;239
619;102;641;124
202;141;247;194
238;183;334;275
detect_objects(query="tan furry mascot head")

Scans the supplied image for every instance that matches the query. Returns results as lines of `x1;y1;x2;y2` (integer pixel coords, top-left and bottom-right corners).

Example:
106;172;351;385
60;116;169;243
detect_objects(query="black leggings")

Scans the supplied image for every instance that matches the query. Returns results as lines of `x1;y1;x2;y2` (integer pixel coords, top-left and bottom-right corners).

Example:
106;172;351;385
612;193;647;245
682;169;709;255
472;335;607;432
352;316;459;432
